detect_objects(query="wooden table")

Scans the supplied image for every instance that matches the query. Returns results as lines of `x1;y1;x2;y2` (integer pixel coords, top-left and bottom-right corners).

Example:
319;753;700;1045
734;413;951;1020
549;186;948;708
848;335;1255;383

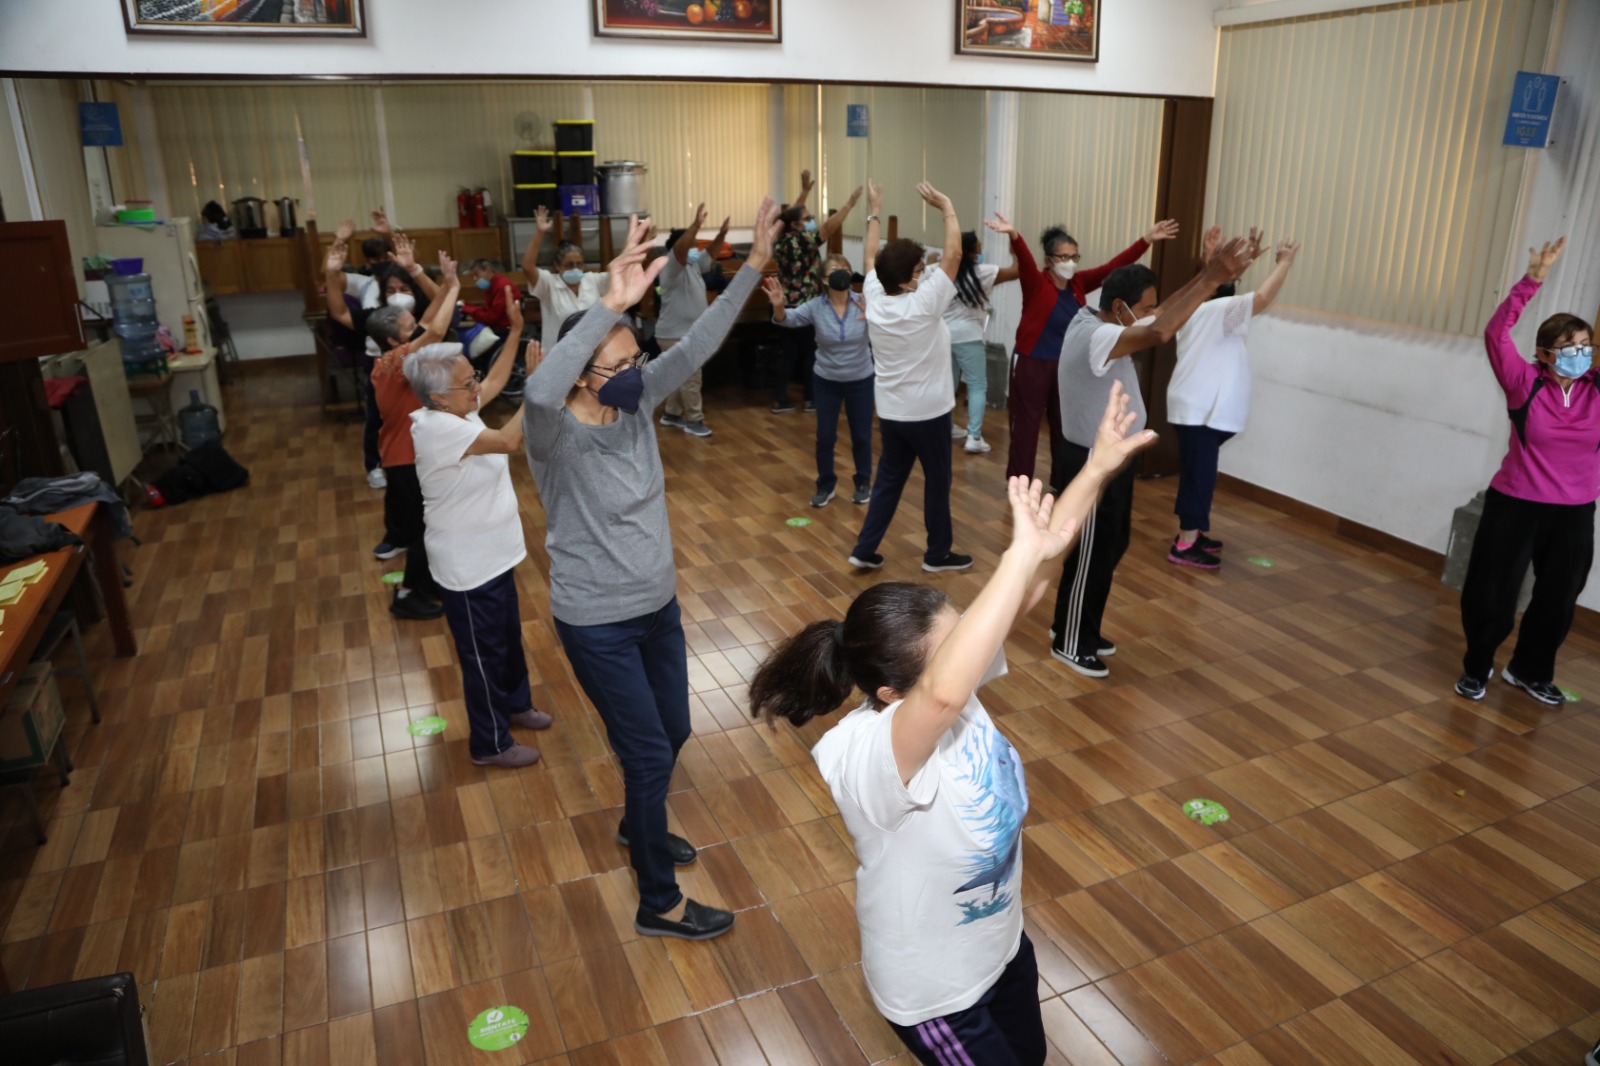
0;502;136;713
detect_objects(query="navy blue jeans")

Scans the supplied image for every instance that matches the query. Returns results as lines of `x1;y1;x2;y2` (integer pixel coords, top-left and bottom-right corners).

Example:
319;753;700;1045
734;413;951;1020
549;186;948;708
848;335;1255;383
852;412;955;564
1173;424;1234;532
554;597;691;915
438;568;532;760
813;372;874;495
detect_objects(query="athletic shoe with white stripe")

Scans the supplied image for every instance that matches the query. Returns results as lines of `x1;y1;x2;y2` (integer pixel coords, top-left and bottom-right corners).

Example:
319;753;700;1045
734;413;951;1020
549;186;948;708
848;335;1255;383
1051;648;1109;677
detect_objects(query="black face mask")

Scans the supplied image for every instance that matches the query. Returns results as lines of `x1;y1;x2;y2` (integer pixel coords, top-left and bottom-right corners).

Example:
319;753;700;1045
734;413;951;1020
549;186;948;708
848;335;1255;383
826;269;852;292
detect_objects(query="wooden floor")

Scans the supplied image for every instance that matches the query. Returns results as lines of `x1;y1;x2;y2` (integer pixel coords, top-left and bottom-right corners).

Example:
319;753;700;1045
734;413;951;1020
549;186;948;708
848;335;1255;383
3;361;1600;1066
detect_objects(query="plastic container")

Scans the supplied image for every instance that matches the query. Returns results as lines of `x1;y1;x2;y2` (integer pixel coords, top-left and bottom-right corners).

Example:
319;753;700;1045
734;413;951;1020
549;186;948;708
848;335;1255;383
558;185;600;217
106;272;164;362
557;151;596;186
110;257;144;276
177;389;221;449
511;151;556;184
514;184;561;216
554;120;594;153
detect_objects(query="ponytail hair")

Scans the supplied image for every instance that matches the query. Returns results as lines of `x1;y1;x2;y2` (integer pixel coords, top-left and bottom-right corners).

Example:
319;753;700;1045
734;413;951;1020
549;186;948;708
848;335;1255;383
954;230;987;311
750;582;951;728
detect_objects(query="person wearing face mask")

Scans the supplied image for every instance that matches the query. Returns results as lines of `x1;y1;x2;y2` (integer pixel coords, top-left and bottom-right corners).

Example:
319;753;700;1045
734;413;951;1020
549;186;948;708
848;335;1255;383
1048;238;1253;677
460;258;520;332
848;180;973;574
772;168;864;414
764;253;874;507
522;204;780;941
1165;227;1298;570
522;203;611;355
1456;237;1598;707
655;204;730;439
402;312;551;769
944;231;1021;455
982;213;1178;486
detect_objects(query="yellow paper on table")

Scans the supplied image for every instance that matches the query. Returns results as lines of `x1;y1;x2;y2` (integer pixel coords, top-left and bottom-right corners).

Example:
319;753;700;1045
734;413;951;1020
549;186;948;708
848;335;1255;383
21;563;49;586
4;559;46;583
0;583;24;607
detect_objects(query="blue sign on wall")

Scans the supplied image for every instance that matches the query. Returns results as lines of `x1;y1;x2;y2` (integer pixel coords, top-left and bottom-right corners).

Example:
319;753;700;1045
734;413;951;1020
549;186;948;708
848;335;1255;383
847;104;869;139
79;102;124;147
1503;71;1559;148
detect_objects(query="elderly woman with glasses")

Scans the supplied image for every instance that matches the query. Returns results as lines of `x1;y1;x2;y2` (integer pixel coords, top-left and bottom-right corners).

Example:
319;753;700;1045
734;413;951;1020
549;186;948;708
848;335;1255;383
522;201;780;942
402;301;553;769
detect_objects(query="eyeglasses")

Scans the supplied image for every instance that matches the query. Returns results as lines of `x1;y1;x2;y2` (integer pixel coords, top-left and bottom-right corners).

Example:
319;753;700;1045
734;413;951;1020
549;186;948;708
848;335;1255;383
1048;252;1082;264
586;352;650;377
442;372;482;393
1544;344;1595;359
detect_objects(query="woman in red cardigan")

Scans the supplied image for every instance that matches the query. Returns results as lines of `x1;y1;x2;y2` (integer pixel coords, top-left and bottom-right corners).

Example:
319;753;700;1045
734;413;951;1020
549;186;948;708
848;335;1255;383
984;213;1177;488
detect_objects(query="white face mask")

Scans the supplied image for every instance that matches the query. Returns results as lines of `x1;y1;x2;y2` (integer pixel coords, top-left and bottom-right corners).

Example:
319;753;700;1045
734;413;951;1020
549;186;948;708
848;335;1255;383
386;293;415;311
1052;261;1077;281
1134;314;1156;328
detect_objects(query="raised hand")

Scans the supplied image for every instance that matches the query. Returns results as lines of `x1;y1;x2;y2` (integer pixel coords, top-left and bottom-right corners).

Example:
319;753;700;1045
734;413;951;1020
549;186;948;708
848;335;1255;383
1528;237;1566;282
761;275;785;309
506;292;524;327
324;238;348;273
1244;226;1266;262
1146;219;1180;243
983;211;1019;238
866;179;883;214
800;168;814;191
392;231;417;271
1205;236;1250;283
692;202;708;228
916;182;953;214
1201;224;1222;263
1007;477;1073;566
371;208;392;235
1275;237;1301;264
1086;381;1157;481
335;218;356;242
534;204;553;233
437;250;458;284
845;185;863;207
744;197;783;273
602;215;671;312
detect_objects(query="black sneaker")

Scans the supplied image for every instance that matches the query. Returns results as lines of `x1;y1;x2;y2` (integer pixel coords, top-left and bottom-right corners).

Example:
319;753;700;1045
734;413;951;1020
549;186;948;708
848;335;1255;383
922;552;973;573
852;486;871;505
803;401;816;414
1167;539;1221;570
1454;669;1493;701
635;898;734;941
1050;648;1109;678
616;819;698;866
1049;628;1115;658
771;401;797;414
659;412;686;428
848;552;884;569
373;540;405;560
1197;533;1224;554
1502;668;1564;706
389;589;443;620
1586;1036;1600;1066
810;488;836;508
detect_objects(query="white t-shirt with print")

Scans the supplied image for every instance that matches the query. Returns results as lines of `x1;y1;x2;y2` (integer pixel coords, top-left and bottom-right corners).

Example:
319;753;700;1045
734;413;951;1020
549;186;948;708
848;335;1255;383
1168;294;1255;433
530;270;611;356
410;408;527;592
810;654;1027;1026
942;263;1001;347
863;267;957;423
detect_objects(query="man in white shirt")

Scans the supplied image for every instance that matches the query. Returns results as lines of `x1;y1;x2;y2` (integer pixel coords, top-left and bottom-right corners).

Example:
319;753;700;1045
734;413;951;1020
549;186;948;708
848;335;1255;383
848;180;973;574
655;204;729;439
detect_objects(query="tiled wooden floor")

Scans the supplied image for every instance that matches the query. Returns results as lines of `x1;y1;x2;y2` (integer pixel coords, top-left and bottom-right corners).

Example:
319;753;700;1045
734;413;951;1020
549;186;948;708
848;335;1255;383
3;361;1600;1066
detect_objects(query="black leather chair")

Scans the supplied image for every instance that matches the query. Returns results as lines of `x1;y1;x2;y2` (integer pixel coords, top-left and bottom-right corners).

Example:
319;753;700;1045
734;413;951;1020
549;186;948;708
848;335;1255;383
0;971;150;1066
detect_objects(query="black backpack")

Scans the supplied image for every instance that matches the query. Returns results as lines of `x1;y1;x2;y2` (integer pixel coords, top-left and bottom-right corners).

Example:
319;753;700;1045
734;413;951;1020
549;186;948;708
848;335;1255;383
152;439;250;505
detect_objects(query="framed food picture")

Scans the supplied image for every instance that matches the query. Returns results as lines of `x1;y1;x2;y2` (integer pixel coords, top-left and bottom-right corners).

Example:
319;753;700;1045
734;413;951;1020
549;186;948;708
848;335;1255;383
122;0;366;38
593;0;781;42
956;0;1099;63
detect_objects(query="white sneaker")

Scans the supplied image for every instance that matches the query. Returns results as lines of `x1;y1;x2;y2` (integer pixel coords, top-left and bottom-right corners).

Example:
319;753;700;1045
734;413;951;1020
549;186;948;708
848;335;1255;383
367;468;387;490
951;424;967;440
964;436;991;454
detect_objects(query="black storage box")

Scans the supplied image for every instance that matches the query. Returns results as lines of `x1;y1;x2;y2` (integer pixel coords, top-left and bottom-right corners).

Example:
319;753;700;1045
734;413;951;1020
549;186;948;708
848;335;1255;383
558;152;596;186
511;151;556;185
514;184;561;216
553;119;594;152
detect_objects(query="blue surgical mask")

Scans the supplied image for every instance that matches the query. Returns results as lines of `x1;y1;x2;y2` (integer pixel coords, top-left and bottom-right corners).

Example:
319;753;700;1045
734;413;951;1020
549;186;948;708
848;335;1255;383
803;218;819;234
475;277;491;291
594;365;646;413
975;252;985;265
1552;345;1594;378
561;268;584;286
686;248;703;267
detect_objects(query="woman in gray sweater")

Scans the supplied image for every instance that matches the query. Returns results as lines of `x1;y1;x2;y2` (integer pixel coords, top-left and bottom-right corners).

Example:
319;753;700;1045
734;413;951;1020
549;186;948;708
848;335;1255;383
523;202;780;941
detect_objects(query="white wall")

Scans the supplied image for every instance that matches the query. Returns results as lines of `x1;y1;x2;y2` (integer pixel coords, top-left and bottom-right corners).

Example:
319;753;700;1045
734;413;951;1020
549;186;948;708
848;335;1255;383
0;0;1217;99
1221;0;1600;606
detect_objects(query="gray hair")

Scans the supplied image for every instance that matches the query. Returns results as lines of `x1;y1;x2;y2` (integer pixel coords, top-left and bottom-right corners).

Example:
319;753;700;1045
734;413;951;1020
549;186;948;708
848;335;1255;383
402;343;466;407
366;304;409;348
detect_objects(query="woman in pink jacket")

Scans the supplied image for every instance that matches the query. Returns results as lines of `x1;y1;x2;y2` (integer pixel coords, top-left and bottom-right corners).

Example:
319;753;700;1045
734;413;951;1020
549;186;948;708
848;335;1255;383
1457;237;1595;705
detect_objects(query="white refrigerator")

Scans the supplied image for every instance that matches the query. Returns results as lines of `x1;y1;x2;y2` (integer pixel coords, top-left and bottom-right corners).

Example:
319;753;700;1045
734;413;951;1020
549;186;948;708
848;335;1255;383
95;217;213;352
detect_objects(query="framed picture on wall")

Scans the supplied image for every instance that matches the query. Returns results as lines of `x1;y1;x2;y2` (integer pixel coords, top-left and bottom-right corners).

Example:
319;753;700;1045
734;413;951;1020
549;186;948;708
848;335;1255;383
122;1;367;38
956;0;1099;63
592;0;781;43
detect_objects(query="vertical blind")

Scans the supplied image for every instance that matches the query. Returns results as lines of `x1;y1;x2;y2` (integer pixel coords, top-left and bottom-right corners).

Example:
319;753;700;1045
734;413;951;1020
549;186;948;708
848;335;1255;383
1206;0;1556;334
16;79;97;298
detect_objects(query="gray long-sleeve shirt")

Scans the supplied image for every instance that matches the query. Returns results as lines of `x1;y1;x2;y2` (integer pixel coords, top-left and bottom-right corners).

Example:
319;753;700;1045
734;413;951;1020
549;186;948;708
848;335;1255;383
523;264;760;626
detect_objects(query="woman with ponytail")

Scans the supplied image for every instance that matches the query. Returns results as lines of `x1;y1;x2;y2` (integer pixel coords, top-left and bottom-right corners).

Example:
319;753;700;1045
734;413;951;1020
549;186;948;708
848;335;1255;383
750;383;1154;1066
944;230;1020;455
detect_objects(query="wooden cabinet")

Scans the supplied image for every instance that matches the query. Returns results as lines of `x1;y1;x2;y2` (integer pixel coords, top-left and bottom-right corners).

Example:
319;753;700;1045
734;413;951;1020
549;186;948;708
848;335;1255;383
195;240;244;295
241;239;299;293
451;227;503;266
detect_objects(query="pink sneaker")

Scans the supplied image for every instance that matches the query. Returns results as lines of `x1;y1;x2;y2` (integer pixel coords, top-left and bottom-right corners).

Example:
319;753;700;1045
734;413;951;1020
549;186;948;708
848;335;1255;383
510;709;553;730
471;743;541;768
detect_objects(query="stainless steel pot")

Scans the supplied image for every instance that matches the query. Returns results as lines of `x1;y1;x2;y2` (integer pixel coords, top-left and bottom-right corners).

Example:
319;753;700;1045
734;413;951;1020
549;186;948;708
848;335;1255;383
596;161;649;218
231;197;267;238
274;196;298;237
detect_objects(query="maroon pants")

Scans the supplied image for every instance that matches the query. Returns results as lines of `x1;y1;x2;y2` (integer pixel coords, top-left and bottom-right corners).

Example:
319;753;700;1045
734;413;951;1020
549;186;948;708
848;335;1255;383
1006;353;1065;488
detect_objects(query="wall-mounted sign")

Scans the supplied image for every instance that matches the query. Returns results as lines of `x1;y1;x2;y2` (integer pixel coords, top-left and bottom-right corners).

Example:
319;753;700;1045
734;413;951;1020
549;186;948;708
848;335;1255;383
847;104;869;139
79;103;124;148
1503;71;1560;148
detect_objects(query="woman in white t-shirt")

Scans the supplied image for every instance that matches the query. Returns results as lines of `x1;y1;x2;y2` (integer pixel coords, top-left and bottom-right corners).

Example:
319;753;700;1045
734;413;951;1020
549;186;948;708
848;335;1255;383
521;204;612;355
944;230;1019;454
403;314;553;770
750;386;1153;1066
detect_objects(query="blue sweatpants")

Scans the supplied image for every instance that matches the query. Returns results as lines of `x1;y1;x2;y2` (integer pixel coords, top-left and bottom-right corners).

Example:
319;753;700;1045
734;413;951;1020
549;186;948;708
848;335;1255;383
888;933;1045;1066
438;568;531;760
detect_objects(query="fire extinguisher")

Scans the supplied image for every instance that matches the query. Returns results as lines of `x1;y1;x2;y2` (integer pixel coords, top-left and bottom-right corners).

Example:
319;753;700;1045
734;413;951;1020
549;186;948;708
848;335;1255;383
457;187;472;229
470;187;488;228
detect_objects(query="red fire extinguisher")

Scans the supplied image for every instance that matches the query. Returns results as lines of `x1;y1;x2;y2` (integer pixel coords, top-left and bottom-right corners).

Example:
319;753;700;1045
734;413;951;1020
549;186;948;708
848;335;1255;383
457;187;472;229
470;187;488;228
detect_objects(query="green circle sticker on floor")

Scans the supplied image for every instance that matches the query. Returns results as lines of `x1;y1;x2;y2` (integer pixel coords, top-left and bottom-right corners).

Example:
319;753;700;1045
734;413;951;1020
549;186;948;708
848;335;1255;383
406;716;448;737
1246;556;1275;568
786;517;812;527
381;571;405;585
467;1005;529;1051
1183;798;1231;826
1561;687;1580;703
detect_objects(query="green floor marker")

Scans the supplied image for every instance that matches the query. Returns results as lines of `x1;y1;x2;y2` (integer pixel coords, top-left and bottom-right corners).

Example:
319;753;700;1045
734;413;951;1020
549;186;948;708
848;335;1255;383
1246;556;1275;568
381;571;404;585
467;1006;529;1051
1561;686;1580;703
786;517;812;528
407;716;448;737
1183;798;1230;826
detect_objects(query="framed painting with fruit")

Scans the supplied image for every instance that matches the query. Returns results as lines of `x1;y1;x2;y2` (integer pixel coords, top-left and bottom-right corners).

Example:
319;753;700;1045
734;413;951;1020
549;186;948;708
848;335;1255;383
593;0;780;42
956;0;1099;63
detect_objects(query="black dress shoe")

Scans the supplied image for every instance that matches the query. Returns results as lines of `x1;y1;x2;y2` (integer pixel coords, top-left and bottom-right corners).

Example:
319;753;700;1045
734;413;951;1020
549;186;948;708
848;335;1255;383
616;819;698;866
635;898;734;941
